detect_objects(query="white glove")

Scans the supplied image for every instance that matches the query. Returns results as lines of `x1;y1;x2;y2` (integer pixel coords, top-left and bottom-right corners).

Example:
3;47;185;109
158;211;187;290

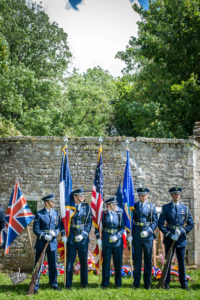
127;236;133;244
175;228;181;237
140;231;148;238
49;230;56;237
62;235;68;243
75;234;83;242
97;239;102;250
109;235;118;243
45;234;52;241
171;234;178;241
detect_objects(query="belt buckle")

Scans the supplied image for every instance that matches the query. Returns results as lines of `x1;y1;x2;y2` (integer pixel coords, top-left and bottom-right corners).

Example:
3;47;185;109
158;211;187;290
173;226;175;229
111;229;114;234
140;223;144;226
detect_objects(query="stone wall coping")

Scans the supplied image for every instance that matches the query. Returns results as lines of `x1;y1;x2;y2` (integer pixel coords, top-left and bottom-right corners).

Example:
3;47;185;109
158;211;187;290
0;136;200;148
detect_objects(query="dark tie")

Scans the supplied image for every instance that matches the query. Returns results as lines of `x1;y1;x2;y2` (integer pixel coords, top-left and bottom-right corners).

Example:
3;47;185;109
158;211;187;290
175;204;178;214
140;202;143;210
49;210;52;226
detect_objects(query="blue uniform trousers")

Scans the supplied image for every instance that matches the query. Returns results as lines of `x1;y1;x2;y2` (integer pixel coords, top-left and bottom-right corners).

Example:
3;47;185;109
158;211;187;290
102;244;123;287
34;247;58;290
133;239;153;288
165;243;187;287
66;243;88;287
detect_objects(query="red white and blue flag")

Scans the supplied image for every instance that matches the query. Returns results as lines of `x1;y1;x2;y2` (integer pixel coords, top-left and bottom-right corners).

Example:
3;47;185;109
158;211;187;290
116;183;127;248
59;145;75;237
0;182;34;255
91;147;103;270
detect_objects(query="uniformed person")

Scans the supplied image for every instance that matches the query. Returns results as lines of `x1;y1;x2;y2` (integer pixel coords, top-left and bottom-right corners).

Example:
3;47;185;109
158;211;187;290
128;187;158;289
0;206;6;232
95;196;125;289
158;187;194;290
61;188;92;289
33;193;61;293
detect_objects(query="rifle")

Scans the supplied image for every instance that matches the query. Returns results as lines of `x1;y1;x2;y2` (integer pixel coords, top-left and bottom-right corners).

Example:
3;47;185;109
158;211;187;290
157;240;175;288
27;242;49;295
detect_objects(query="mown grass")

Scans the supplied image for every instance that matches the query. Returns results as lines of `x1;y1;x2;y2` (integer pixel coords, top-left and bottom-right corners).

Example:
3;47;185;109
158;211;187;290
0;270;200;300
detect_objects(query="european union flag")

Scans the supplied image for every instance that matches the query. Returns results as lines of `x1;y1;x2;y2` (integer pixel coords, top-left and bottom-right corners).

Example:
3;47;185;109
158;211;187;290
116;183;123;210
122;150;135;232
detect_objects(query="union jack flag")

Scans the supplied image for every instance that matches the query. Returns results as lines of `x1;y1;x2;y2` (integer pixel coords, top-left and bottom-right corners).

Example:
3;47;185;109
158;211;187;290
0;182;34;255
91;147;103;270
59;145;75;237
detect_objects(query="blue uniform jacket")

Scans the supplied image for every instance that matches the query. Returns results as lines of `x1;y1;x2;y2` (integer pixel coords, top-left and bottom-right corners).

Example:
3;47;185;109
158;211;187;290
158;202;194;247
132;201;158;241
0;207;5;231
33;208;60;251
96;208;125;248
61;203;92;246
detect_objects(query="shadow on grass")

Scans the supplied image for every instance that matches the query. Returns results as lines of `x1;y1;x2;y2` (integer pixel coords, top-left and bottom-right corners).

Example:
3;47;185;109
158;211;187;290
0;280;199;294
0;282;50;294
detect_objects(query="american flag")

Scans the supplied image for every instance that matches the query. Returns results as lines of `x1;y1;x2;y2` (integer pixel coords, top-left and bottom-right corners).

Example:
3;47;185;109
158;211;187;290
59;145;75;237
0;182;34;255
91;147;103;270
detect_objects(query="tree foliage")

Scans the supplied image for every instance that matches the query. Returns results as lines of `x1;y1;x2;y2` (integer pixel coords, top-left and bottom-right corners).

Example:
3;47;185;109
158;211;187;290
0;64;65;135
61;67;117;136
115;0;200;138
0;17;9;73
0;0;72;79
0;0;73;136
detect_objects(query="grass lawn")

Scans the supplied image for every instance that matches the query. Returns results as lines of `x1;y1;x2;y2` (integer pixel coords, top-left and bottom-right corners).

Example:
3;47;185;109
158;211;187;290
0;270;200;300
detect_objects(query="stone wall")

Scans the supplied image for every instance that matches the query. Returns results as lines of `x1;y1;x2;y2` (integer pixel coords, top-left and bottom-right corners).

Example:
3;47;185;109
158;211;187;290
0;136;199;271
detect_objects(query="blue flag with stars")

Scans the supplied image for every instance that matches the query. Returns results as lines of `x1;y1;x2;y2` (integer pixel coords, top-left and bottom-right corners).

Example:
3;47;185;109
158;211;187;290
122;149;135;232
116;183;123;210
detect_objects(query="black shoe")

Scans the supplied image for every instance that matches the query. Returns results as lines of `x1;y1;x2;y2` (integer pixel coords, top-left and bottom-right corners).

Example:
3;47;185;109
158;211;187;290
34;290;38;294
82;285;87;288
181;286;190;291
51;286;61;290
115;286;121;289
165;285;170;290
145;286;151;290
102;286;108;289
133;285;140;289
65;286;72;290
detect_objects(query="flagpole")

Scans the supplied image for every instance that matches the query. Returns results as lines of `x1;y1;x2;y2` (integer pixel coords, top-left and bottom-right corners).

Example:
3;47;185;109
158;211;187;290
98;136;103;287
125;139;133;280
63;137;68;287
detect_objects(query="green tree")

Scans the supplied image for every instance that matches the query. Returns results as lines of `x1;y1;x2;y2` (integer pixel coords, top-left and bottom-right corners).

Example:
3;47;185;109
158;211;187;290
115;0;200;138
0;17;9;72
0;64;65;135
0;0;72;79
61;67;117;136
0;0;73;137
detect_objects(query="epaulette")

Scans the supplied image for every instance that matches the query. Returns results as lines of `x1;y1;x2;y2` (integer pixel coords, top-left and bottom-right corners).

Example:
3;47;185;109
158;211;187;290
116;207;123;213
